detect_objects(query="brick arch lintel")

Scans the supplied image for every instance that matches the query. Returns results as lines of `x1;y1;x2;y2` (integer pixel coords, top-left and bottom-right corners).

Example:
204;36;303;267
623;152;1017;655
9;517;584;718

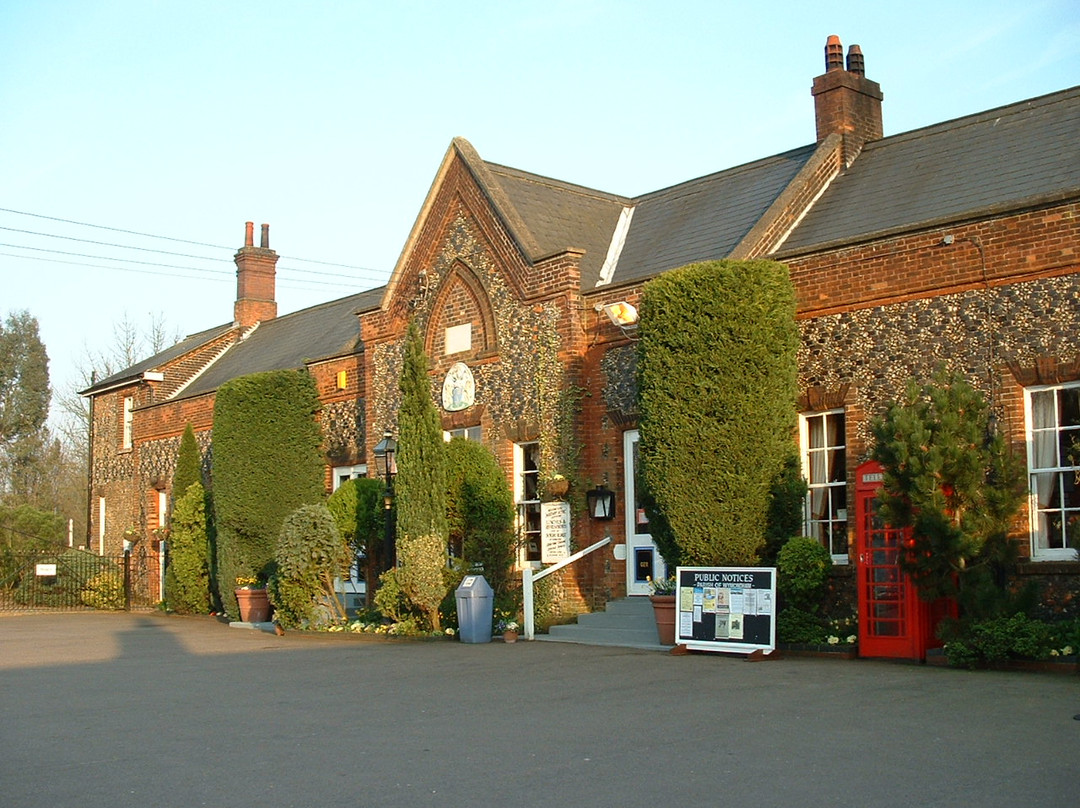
797;383;853;412
1006;355;1080;386
425;259;500;359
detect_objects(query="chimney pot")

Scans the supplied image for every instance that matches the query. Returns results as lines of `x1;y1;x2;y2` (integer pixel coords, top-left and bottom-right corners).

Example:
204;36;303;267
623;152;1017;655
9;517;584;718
825;34;844;71
846;44;865;76
244;221;254;247
261;223;270;249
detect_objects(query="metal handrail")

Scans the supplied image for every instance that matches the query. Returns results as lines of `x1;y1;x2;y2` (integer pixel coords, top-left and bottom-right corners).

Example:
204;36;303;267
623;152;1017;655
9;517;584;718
522;536;612;640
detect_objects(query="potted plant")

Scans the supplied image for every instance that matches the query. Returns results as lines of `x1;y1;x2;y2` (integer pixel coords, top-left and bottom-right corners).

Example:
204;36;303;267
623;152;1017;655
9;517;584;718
648;575;677;645
544;474;569;499
235;575;271;623
496;617;521;643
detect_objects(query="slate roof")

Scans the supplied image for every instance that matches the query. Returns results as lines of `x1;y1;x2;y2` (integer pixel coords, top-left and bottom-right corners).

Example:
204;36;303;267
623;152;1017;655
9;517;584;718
479;143;819;290
485;163;627;288
175;287;383;399
780;86;1080;253
613;145;818;285
81;322;234;394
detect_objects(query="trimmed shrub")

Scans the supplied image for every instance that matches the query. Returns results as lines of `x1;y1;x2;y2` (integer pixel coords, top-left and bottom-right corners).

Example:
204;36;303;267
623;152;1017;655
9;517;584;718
212;370;325;619
445;437;516;597
270;503;351;629
777;536;833;611
777;607;827;645
373;568;416;625
327;476;384;596
396;532;447;632
637;259;799;565
164;481;211;614
942;613;1058;669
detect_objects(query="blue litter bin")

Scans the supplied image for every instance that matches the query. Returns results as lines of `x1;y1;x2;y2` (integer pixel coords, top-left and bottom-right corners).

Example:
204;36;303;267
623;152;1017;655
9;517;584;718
455;575;494;643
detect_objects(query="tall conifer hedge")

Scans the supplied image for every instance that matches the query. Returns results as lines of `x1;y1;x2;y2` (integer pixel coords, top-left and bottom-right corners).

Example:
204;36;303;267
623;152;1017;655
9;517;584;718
212;370;324;618
637;260;799;565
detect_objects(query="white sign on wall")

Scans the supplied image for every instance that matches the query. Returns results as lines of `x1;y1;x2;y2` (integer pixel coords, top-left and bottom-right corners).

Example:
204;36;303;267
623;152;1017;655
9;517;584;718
540;501;571;563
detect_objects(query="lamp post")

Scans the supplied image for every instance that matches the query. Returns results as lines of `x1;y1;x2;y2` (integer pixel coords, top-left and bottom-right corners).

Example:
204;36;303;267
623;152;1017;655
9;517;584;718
373;430;398;570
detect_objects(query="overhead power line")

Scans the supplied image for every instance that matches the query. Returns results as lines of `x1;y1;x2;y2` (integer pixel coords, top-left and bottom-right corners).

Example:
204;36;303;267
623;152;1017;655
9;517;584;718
0;206;392;278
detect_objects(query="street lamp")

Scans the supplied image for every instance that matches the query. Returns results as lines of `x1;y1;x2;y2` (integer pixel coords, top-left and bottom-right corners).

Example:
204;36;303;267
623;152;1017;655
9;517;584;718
373;430;398;569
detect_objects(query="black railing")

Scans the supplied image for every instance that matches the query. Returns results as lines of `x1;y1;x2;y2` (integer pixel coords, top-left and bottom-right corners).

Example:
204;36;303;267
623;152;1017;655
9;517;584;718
0;548;161;612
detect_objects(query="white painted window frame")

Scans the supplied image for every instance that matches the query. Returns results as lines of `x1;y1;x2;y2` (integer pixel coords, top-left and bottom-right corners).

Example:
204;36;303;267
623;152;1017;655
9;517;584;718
1024;382;1080;561
799;409;849;563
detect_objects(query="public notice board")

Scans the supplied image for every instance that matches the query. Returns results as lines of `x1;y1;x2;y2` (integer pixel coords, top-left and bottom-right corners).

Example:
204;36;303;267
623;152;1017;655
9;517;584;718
675;566;776;654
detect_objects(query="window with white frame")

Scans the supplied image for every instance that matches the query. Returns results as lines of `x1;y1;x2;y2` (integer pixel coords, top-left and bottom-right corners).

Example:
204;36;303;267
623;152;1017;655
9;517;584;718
122;396;134;450
514;442;542;563
1026;383;1080;559
444;425;482;442
332;464;367;491
800;409;848;562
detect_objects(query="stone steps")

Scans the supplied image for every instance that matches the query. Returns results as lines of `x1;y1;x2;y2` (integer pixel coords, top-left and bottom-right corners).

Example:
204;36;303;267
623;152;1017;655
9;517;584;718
537;597;671;651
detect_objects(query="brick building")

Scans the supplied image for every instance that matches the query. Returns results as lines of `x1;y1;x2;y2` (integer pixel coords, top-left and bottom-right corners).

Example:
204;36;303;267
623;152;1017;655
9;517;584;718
83;37;1079;637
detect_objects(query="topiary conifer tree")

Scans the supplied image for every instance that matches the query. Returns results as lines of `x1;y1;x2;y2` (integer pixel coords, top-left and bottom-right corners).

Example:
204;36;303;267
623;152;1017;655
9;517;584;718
212;370;324;619
164;481;211;613
393;322;448;630
172;423;202;503
637;259;799;566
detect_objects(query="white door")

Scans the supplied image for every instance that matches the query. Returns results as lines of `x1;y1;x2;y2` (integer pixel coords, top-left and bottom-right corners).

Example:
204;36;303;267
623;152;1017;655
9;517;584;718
624;430;667;595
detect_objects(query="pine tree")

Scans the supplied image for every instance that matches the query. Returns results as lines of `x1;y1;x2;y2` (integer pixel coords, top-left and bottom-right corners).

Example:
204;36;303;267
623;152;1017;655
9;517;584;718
394;322;448;630
871;369;1024;610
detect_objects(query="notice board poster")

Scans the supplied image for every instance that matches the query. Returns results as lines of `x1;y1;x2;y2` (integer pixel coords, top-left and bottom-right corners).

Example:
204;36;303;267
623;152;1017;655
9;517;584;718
675;566;776;654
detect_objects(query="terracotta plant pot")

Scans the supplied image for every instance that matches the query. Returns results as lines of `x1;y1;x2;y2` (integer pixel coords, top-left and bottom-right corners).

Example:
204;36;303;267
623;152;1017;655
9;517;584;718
503;630;519;643
650;594;677;645
235;588;271;623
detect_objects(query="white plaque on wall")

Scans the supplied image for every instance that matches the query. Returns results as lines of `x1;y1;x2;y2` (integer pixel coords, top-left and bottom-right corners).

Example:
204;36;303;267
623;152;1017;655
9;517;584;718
541;501;571;563
441;362;475;411
445;323;472;355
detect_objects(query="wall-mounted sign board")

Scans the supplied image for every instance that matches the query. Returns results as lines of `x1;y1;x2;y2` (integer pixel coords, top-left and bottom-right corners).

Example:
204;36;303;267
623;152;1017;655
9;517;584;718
675;566;776;654
541;501;571;563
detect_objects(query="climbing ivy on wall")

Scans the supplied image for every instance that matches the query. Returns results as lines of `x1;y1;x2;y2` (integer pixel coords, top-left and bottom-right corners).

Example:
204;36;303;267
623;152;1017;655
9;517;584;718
637;259;799;566
211;369;325;618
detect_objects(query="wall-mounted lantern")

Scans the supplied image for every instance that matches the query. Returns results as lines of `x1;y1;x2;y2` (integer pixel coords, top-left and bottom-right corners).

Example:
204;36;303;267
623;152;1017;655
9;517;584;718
586;485;616;520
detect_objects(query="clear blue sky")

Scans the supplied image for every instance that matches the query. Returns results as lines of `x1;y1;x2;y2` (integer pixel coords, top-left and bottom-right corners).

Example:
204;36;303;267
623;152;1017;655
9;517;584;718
2;0;1077;421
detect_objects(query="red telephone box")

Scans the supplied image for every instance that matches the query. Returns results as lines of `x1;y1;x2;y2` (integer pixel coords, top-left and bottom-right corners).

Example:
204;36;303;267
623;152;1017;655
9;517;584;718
855;461;952;661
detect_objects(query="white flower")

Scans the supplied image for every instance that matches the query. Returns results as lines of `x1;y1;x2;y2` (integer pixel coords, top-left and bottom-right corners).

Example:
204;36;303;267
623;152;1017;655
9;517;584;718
1050;649;1060;657
846;635;857;644
827;636;839;645
1063;646;1074;656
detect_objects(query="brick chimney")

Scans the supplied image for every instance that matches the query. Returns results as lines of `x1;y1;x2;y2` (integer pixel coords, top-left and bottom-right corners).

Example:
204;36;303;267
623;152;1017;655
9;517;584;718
812;35;883;166
233;221;278;328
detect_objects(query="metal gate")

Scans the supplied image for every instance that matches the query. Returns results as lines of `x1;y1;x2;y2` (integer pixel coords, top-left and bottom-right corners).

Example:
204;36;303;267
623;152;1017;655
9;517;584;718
0;547;161;612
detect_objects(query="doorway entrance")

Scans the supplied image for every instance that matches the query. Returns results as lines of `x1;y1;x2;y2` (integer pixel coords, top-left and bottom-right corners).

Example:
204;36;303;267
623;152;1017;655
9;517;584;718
623;430;667;595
